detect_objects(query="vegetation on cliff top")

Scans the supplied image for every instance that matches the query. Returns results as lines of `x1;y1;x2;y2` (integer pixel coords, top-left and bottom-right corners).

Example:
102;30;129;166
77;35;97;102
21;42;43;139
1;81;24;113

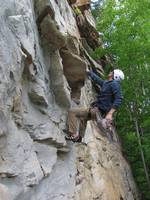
92;0;150;199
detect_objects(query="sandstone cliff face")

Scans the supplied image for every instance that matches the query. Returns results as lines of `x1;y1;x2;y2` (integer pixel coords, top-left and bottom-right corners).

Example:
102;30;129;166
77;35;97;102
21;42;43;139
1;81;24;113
0;1;139;200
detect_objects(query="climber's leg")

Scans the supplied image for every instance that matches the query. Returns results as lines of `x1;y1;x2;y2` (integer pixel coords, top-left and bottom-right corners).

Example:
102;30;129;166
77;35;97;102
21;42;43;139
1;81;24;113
79;118;88;138
90;107;99;120
66;107;89;141
79;107;100;137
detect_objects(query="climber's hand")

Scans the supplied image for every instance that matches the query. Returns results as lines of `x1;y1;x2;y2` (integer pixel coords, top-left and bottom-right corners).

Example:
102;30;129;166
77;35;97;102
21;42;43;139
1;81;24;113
105;108;116;121
105;112;113;121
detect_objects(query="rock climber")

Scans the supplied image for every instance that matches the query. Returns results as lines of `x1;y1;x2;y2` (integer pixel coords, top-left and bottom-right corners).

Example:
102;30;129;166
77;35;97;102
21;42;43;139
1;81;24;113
65;69;124;142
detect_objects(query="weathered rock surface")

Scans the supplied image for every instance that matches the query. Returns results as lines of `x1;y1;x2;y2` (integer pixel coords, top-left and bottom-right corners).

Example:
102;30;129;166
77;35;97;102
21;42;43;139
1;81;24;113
0;184;10;200
0;0;139;200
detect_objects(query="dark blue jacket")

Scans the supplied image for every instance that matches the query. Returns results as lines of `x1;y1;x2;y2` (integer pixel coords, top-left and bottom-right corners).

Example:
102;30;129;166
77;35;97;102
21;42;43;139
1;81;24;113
88;71;123;113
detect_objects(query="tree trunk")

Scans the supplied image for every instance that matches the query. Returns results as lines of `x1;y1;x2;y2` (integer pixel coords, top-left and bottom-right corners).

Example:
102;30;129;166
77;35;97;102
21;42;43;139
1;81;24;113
134;119;150;191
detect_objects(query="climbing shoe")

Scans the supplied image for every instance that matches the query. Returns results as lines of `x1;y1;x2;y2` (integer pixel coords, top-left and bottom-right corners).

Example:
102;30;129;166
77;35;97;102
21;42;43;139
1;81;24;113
65;135;82;143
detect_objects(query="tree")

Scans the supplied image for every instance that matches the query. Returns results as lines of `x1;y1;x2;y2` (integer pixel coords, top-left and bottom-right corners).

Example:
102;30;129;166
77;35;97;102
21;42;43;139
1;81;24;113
94;0;150;198
91;0;103;19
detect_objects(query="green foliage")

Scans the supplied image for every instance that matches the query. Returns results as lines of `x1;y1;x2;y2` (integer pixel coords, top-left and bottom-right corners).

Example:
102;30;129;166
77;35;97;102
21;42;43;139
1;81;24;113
94;0;150;198
91;0;103;19
90;47;106;59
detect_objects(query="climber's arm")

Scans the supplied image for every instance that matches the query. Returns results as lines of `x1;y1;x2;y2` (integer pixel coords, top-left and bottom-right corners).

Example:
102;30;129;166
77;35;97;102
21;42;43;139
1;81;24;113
105;82;123;121
87;71;104;87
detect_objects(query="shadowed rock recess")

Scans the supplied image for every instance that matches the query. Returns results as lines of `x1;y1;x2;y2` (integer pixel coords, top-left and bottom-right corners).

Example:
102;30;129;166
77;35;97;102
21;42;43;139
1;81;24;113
0;0;139;200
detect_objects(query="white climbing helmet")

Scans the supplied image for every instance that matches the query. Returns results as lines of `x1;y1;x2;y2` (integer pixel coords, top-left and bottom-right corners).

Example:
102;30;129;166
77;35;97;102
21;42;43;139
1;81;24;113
113;69;125;81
